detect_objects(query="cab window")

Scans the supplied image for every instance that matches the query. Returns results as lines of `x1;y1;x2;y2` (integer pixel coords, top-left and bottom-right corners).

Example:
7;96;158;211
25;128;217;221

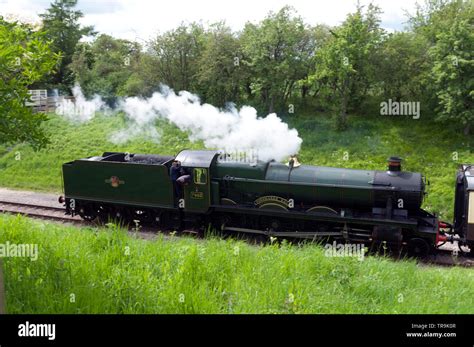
193;168;207;185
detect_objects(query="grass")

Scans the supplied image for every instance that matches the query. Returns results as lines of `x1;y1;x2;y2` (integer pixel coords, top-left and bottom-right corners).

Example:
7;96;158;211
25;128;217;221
0;112;472;220
1;214;473;314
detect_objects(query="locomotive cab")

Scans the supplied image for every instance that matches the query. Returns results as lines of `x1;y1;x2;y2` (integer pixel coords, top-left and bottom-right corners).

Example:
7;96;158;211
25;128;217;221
174;150;219;213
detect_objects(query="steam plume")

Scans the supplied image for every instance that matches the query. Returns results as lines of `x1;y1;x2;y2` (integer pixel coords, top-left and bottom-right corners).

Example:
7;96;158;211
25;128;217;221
56;85;303;162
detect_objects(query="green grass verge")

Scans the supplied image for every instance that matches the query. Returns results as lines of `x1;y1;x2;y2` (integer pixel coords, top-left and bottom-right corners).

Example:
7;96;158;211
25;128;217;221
1;214;473;314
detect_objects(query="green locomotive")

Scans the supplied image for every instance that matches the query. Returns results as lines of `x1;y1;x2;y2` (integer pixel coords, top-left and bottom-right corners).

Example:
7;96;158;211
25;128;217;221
59;150;474;257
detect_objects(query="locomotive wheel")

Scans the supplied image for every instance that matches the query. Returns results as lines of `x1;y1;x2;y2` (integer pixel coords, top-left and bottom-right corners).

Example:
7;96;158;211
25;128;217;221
258;204;286;232
78;205;97;221
463;242;474;257
113;209;131;226
407;238;431;258
211;214;229;232
219;215;232;231
220;198;237;205
259;203;288;211
132;209;153;225
96;205;112;224
260;216;282;232
306;206;338;215
155;210;169;227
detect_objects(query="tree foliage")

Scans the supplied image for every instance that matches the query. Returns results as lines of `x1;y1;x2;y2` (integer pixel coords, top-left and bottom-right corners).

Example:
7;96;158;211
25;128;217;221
376;32;430;102
11;0;469;139
196;22;244;107
39;0;95;92
149;23;205;93
308;4;383;129
70;34;140;105
241;6;315;113
427;0;473;134
0;18;59;149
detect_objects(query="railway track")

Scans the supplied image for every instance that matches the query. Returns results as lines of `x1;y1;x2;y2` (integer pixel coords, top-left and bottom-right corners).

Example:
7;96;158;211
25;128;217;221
0;200;81;224
0;199;472;267
0;199;195;241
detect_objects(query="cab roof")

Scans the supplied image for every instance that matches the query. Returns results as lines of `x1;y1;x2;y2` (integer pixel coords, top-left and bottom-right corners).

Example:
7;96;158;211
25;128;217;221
175;150;220;168
462;164;474;191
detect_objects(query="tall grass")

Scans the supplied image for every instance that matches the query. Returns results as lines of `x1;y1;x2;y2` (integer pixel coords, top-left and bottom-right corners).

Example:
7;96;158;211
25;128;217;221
1;214;472;314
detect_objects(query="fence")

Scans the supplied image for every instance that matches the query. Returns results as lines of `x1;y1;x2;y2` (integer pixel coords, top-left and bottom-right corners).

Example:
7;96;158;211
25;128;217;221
26;90;75;113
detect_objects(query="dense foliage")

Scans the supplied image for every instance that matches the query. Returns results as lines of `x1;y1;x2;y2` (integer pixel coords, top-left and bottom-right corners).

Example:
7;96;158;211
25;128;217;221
0;18;59;149
38;0;95;92
70;34;140;105
70;1;473;133
0;0;472;151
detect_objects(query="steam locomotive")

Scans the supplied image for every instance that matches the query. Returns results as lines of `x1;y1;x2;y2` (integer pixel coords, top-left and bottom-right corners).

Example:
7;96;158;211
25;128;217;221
59;150;474;257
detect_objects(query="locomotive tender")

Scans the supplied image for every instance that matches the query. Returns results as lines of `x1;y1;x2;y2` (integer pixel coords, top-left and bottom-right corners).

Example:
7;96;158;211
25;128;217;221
59;150;474;256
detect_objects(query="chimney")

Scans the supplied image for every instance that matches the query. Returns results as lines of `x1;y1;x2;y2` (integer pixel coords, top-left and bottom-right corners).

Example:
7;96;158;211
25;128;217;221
387;156;402;172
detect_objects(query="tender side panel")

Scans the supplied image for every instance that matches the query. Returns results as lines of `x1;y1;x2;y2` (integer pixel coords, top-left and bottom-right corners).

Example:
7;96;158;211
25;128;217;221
63;160;174;208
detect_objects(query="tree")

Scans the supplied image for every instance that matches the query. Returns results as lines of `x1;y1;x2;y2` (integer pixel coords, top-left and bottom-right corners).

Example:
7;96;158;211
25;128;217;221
308;4;383;129
427;0;473;134
196;22;244;107
376;31;431;102
149;23;205;93
70;34;141;105
122;53;162;97
296;24;332;106
241;6;314;113
408;0;473;134
39;0;95;92
0;18;60;149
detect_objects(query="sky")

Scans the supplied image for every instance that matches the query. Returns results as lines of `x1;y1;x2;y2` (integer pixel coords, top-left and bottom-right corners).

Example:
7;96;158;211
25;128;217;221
0;0;419;41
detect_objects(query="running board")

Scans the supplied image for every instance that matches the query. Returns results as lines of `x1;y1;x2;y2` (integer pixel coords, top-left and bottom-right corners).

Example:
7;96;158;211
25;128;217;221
223;226;342;238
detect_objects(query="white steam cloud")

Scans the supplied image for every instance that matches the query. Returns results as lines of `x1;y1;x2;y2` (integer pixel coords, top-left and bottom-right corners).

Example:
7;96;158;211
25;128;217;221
55;84;108;122
55;85;303;162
